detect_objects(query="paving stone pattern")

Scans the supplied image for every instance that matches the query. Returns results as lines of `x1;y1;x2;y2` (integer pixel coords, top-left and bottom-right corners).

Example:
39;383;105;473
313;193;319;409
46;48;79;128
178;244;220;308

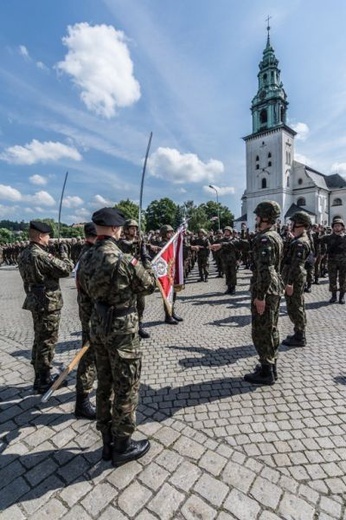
1;261;346;519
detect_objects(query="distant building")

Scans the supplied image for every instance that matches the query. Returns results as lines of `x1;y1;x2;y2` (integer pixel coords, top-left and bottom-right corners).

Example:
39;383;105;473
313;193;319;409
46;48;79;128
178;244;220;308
235;25;346;230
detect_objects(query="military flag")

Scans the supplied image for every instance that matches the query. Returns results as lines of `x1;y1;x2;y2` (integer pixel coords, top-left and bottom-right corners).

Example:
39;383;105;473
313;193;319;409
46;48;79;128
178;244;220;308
151;225;185;315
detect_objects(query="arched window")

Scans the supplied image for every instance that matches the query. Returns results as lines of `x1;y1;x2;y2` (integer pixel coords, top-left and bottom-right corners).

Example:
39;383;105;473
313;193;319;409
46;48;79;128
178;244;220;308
286;176;290;187
256;164;259;170
268;152;272;158
332;198;342;206
256;155;259;162
297;197;306;207
261;178;267;189
298;178;303;185
260;109;267;124
268;161;272;167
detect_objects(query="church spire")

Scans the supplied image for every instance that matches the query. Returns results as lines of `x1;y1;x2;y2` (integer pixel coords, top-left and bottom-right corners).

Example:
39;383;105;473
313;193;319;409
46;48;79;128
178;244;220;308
250;20;289;134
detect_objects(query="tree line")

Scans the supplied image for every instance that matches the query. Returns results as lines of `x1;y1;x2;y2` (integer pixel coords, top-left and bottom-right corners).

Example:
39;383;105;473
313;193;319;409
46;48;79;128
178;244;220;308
0;198;234;243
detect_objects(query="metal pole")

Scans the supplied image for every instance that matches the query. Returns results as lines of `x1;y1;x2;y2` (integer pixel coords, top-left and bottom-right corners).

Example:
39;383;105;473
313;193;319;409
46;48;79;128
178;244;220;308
209;184;220;230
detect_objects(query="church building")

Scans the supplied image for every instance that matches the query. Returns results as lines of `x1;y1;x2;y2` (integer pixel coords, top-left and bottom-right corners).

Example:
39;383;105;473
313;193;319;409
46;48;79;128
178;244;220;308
235;25;346;230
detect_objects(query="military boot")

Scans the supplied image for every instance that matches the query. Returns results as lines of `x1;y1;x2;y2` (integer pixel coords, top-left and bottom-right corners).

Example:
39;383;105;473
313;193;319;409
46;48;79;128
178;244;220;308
329;292;337;303
112;436;150;467
229;286;236;295
33;372;40;392
244;364;275;385
75;393;96;420
224;286;232;294
282;331;306;347
165;311;178;325
252;362;278;381
138;323;150;339
339;292;345;305
36;368;62;395
101;428;112;461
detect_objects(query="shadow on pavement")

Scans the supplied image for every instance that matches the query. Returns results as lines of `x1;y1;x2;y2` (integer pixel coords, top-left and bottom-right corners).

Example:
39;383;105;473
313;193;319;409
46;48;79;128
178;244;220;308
208;314;251;327
334;375;346;385
171;344;254;368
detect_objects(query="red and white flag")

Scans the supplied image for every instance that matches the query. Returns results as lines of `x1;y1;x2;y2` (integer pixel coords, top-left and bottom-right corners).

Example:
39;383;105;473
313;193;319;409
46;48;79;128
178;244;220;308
151;226;185;315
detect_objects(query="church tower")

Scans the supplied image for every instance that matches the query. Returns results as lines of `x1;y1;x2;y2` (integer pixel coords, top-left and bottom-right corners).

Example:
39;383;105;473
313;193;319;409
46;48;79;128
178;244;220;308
242;22;296;228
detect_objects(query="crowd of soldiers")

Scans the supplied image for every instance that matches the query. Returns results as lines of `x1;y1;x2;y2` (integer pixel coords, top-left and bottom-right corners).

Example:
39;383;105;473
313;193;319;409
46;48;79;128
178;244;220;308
8;203;346;468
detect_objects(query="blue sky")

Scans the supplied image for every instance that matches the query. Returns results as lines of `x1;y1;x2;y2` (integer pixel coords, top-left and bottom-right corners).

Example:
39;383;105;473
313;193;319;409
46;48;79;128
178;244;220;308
0;0;345;224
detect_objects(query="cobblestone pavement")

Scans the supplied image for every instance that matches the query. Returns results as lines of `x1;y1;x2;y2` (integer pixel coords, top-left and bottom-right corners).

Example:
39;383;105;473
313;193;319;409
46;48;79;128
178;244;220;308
1;260;346;520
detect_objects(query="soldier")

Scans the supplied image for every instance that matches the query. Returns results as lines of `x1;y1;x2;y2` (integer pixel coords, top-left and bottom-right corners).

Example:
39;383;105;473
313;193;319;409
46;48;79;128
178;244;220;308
281;212;312;347
213;229;224;277
18;221;74;393
320;218;346;304
117;219;150;339
75;222;98;420
77;207;156;466
220;226;241;294
191;228;210;282
243;201;283;385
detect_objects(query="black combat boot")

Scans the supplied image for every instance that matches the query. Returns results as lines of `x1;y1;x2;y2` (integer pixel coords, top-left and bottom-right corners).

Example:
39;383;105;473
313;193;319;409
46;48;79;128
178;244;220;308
138;323;150;339
101;428;112;461
165;311;178;325
282;331;306;347
304;284;312;293
244;364;275;385
75;393;96;420
36;368;62;394
252;362;278;381
204;275;208;282
112;436;150;467
313;277;320;285
224;286;231;294
229;286;236;295
329;292;337;303
172;307;183;322
33;372;40;392
339;292;345;305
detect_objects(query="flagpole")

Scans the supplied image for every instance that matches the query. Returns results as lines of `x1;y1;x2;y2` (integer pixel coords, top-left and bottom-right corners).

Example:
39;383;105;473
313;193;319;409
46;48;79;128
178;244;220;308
138;132;153;237
58;171;68;244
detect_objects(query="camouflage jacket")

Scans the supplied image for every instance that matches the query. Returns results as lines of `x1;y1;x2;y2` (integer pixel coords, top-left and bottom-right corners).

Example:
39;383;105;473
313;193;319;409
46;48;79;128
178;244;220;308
220;237;245;261
117;237;140;256
251;227;283;300
191;237;210;258
320;233;346;259
281;231;311;285
18;242;74;312
77;236;156;334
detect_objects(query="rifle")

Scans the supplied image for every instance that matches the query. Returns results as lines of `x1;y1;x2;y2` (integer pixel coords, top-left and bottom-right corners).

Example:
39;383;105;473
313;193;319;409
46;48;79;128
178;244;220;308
41;343;89;403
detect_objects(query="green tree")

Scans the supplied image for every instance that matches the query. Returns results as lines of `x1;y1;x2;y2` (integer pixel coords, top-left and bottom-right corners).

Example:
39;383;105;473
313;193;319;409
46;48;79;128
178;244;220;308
199;201;234;231
145;198;178;231
0;228;13;244
114;199;146;231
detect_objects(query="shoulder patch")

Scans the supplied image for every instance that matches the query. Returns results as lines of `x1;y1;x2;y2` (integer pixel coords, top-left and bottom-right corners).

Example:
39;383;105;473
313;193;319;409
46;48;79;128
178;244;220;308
261;238;268;243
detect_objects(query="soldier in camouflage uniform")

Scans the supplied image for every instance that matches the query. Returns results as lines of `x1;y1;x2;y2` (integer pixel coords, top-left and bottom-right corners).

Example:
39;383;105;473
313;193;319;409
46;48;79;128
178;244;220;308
117;219;150;339
75;222;98;420
220;226;242;294
281;212;312;347
18;221;74;393
191;229;210;282
244;201;283;385
320;218;346;304
77;207;156;467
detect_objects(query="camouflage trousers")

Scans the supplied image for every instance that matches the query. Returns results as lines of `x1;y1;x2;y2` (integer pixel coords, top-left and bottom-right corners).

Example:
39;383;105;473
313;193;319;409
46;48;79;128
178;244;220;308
328;257;346;292
137;294;145;323
285;282;306;333
92;330;142;437
251;294;281;364
31;310;60;373
223;261;237;287
76;309;96;394
197;255;209;278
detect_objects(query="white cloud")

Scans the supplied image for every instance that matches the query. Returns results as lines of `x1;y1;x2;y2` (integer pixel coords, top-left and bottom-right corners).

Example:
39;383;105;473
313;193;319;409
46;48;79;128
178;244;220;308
30;174;47;186
0;139;82;165
148;147;224;184
331;162;346;176
63;195;84;208
27;191;55;206
0;184;22;201
19;45;29;59
291;122;310;141
204;185;235;196
92;194;113;206
0;185;55;206
56;22;141;118
36;61;49;71
295;153;313;166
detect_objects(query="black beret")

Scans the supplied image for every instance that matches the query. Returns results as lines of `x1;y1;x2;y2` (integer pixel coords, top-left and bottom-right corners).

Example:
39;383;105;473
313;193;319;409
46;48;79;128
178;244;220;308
84;222;97;237
29;220;53;234
92;207;126;227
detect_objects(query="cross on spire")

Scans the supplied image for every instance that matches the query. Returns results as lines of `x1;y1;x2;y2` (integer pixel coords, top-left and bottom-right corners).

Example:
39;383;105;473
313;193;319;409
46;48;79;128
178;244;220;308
266;15;272;44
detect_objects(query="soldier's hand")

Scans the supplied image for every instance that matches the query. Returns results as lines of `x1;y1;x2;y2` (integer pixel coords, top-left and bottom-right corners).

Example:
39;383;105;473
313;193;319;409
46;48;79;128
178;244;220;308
140;242;151;264
285;284;294;296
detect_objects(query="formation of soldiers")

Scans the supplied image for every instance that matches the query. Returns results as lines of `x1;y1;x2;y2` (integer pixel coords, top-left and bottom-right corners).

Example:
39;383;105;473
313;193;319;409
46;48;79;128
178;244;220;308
11;203;346;468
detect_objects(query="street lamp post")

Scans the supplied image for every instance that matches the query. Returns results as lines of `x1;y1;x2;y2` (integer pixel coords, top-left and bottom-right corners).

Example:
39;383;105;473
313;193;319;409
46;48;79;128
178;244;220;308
209;184;221;230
